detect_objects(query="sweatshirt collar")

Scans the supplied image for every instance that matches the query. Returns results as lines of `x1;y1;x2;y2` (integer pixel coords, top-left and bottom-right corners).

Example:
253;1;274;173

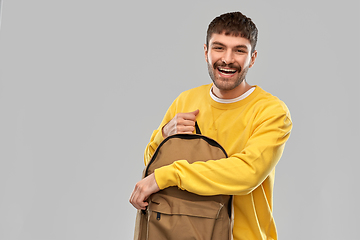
210;86;255;104
207;84;261;110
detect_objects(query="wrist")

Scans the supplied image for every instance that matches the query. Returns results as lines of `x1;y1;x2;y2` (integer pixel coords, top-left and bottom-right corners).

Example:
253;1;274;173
161;123;169;138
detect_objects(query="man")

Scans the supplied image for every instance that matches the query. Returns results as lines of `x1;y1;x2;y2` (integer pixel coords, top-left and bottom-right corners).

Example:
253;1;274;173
130;11;292;240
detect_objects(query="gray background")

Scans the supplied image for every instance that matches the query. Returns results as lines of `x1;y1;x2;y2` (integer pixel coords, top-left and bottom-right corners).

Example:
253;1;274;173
0;0;359;239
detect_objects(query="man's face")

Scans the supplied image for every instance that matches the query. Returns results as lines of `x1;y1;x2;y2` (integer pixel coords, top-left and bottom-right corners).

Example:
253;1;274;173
204;33;257;93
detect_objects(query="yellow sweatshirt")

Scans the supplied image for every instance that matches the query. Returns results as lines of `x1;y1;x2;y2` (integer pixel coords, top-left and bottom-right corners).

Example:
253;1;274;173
144;84;292;240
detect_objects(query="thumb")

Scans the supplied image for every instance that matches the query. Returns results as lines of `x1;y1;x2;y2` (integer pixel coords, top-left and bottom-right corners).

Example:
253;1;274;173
191;109;200;116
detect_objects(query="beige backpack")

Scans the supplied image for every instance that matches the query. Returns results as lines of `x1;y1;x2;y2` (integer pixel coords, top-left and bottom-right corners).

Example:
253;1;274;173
134;123;233;240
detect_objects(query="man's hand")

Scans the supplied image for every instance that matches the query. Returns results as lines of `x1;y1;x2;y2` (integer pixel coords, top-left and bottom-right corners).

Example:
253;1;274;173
129;173;160;210
162;109;199;138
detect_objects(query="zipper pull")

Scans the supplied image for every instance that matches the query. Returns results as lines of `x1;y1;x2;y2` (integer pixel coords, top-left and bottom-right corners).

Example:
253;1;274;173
156;212;161;220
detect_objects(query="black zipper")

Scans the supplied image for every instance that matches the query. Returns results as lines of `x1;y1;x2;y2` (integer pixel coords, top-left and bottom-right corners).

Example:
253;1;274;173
156;212;161;220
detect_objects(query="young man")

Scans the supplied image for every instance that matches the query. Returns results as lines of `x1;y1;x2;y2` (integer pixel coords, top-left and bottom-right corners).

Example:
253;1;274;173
130;12;292;240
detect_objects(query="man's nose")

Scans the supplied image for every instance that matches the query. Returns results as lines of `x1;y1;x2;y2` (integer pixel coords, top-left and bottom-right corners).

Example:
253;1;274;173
222;50;234;64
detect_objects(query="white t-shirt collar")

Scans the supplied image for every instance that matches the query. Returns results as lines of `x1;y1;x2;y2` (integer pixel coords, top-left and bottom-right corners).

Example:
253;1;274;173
210;86;255;104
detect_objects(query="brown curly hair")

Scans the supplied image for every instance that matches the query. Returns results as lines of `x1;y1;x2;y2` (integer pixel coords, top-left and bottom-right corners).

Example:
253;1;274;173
206;12;258;53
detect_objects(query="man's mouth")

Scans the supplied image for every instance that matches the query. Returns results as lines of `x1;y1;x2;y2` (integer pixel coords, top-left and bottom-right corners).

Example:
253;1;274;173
217;67;237;76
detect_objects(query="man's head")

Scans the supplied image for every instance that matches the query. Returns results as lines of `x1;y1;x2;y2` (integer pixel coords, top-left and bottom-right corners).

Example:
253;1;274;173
204;12;258;99
206;12;258;54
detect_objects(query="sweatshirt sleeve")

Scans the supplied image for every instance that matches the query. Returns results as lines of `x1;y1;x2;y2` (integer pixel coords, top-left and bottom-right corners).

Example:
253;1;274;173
143;129;164;165
154;104;292;196
143;98;179;166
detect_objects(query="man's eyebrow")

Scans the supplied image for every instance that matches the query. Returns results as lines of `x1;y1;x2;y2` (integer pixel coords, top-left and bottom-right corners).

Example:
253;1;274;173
211;41;249;50
211;41;226;46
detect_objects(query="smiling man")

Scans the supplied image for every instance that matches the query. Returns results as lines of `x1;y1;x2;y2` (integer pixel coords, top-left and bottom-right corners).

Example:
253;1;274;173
130;12;292;240
205;32;256;99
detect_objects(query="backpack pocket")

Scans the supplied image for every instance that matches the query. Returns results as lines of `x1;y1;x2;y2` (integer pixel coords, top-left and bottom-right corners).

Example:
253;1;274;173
146;193;230;240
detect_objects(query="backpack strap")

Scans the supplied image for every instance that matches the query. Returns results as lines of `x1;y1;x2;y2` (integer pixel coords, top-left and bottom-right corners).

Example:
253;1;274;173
195;121;201;135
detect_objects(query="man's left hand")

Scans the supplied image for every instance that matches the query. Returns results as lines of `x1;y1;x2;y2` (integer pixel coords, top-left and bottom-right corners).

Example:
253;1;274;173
129;173;160;210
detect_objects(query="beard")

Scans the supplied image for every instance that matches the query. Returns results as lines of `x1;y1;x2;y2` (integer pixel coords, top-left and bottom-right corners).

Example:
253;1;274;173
207;60;249;91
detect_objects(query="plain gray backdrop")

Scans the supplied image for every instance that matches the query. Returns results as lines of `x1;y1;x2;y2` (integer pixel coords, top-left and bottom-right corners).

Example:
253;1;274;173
0;0;359;239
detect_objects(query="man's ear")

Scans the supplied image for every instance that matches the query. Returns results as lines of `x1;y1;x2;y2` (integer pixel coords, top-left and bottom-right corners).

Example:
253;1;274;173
204;44;209;63
249;50;257;68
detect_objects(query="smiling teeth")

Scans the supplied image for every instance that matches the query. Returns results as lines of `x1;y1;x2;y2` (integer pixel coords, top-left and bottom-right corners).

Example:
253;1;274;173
219;68;236;73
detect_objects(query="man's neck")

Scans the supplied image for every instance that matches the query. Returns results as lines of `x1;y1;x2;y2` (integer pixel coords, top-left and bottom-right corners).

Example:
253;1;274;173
212;81;252;99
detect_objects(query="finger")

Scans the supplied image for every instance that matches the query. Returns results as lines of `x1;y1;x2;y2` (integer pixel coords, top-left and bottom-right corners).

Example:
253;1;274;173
129;192;137;209
186;109;199;118
138;201;149;210
129;187;141;209
130;174;160;210
176;125;195;134
130;188;148;210
163;110;199;138
178;113;196;122
183;109;200;121
177;118;196;127
130;183;147;209
192;109;200;116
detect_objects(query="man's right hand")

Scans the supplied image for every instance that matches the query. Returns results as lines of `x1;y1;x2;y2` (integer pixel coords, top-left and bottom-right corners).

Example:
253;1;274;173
162;109;199;138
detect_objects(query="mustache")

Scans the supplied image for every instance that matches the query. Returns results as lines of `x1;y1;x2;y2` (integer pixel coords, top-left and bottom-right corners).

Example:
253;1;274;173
214;61;241;71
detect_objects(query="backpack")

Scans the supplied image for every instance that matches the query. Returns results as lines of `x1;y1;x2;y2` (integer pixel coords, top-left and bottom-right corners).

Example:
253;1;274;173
133;123;233;240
